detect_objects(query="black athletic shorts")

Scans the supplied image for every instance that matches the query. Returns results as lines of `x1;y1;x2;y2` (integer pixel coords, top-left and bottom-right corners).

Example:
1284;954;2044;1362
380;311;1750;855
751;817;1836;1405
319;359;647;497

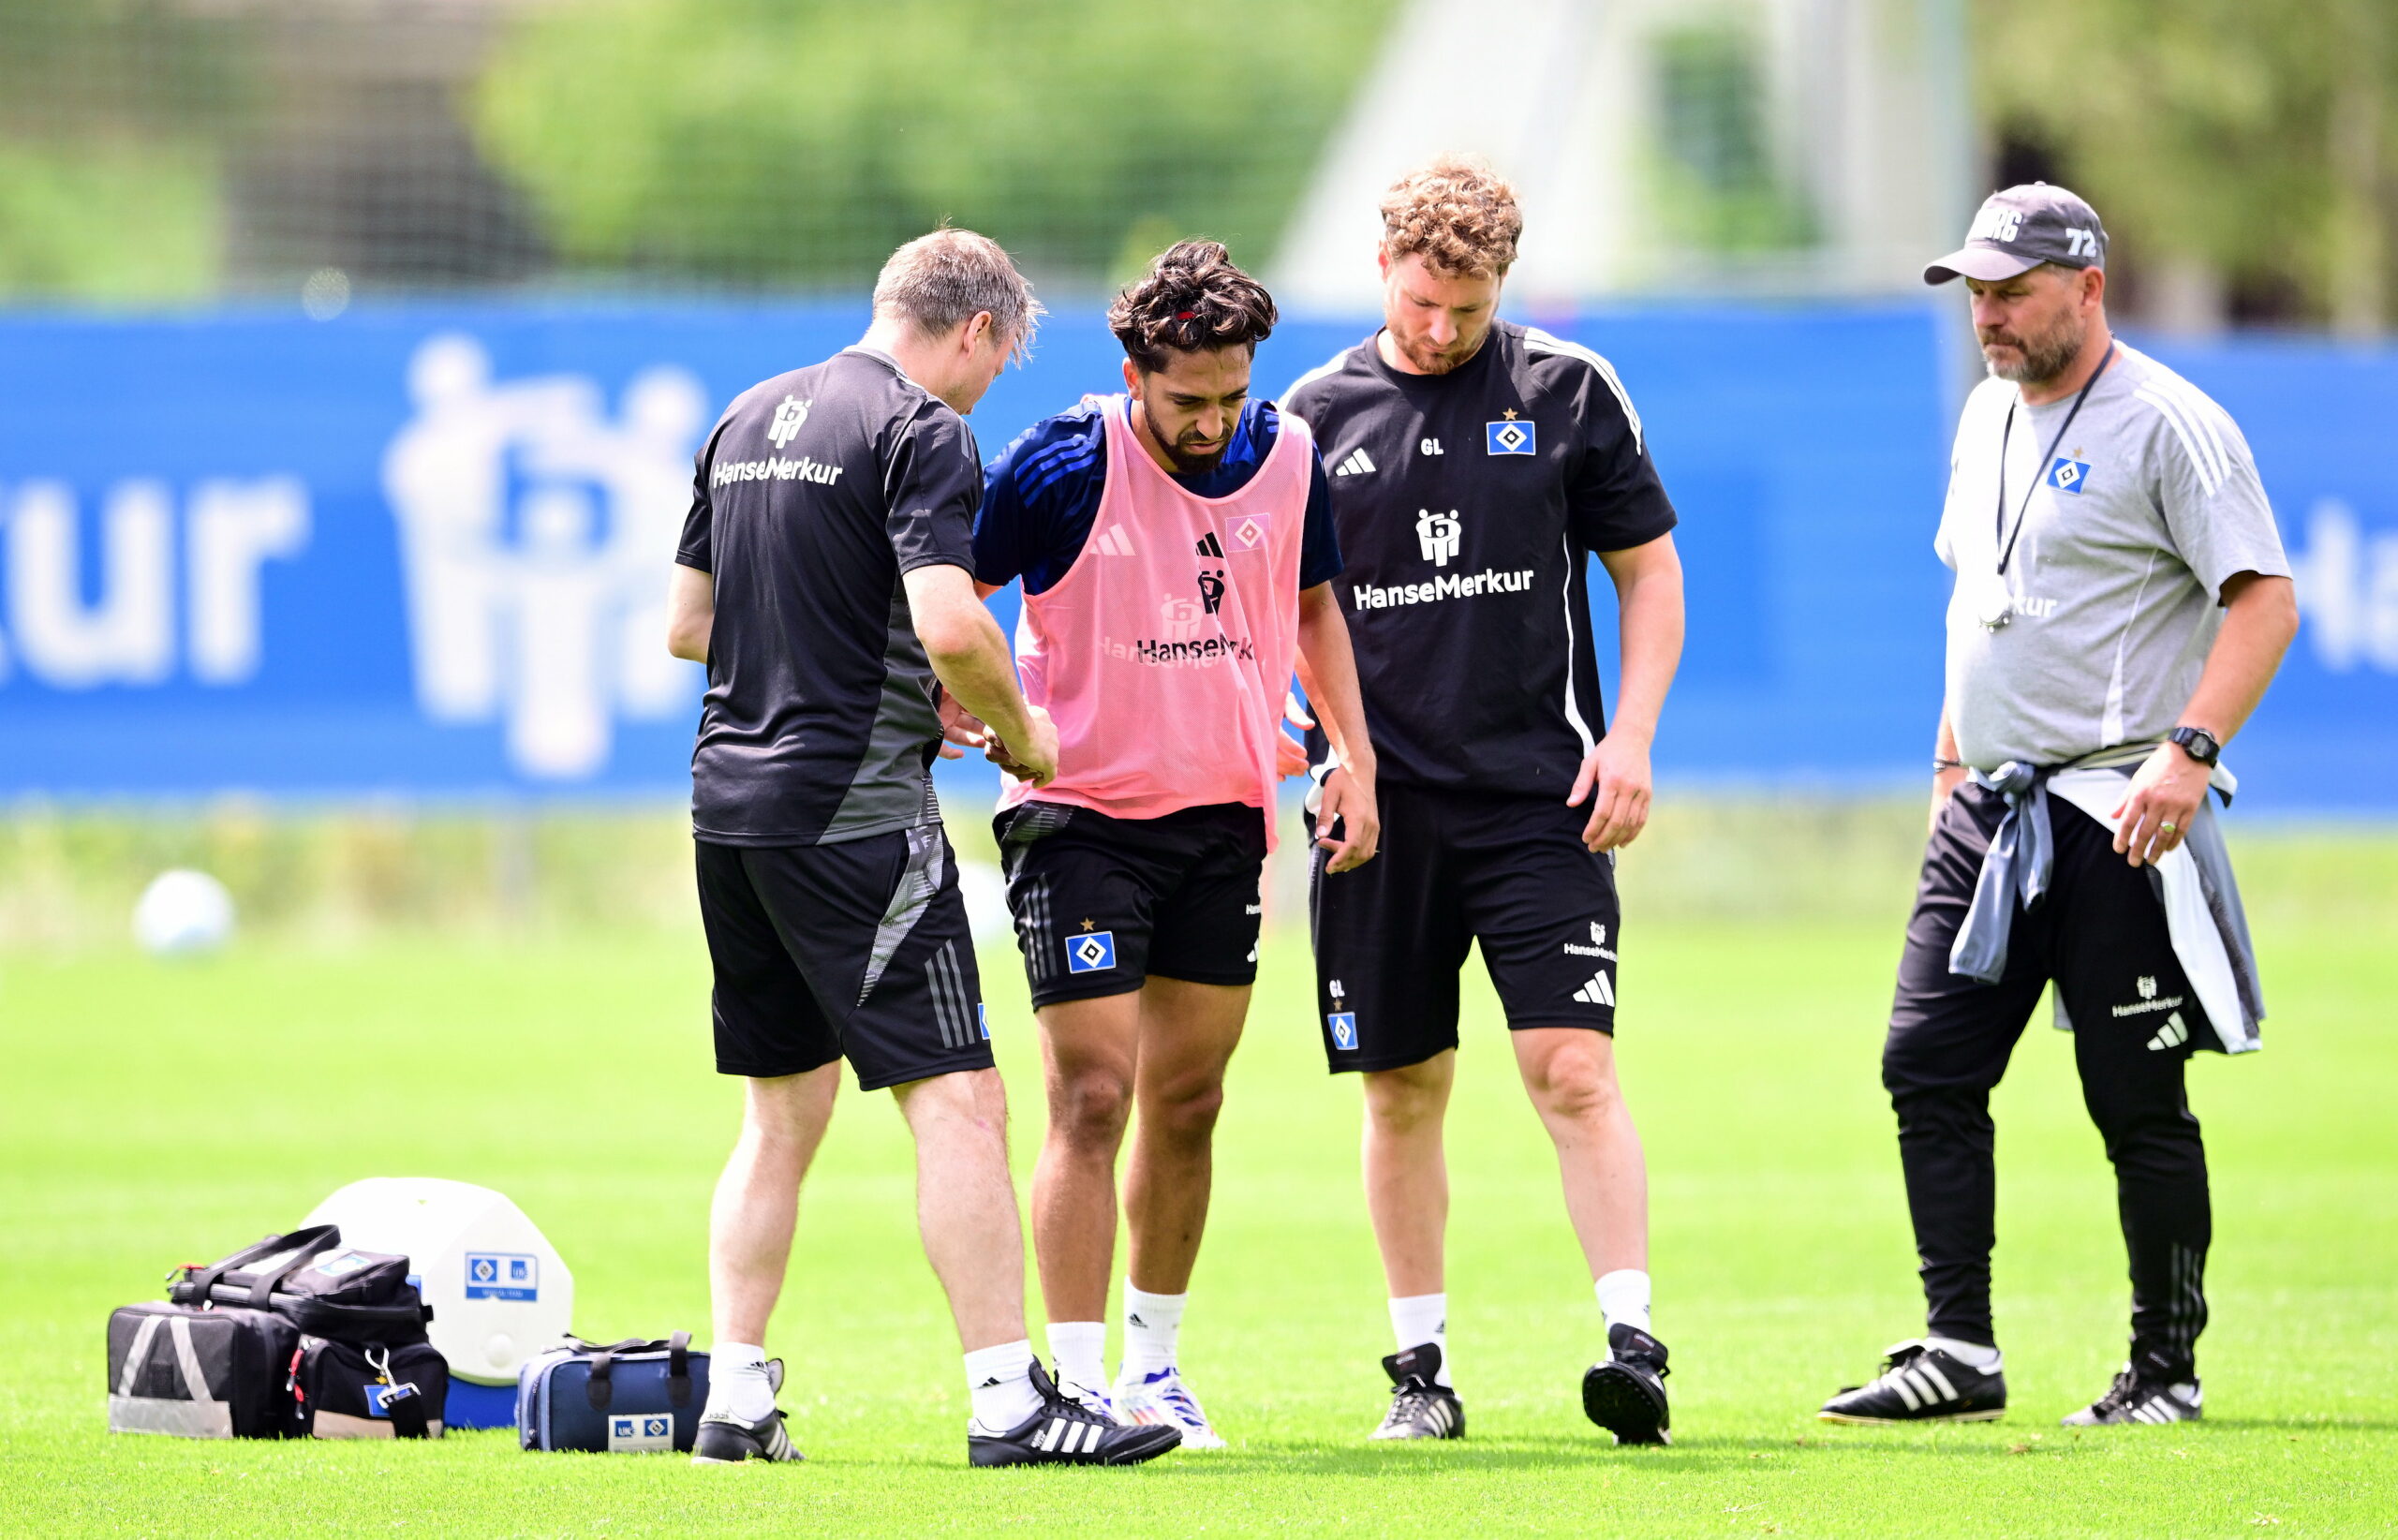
995;800;1267;1008
1885;782;2213;1088
1308;782;1621;1074
695;826;992;1090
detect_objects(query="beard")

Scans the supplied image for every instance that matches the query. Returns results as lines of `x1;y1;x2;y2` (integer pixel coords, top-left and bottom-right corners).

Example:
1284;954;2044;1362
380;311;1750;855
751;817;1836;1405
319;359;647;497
1142;398;1229;474
1981;311;2087;386
1391;328;1476;375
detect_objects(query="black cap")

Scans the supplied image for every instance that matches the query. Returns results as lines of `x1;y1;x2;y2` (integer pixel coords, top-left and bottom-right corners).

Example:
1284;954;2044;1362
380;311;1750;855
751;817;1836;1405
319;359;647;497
1923;183;2108;285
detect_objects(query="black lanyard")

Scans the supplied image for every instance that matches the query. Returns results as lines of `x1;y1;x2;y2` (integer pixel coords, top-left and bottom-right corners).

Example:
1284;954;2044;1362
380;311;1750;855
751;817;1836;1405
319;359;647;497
1994;340;2114;575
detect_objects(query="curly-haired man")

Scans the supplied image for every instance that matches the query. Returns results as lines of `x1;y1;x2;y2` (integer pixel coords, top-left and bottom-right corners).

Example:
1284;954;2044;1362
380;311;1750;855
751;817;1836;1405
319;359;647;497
1282;157;1686;1444
971;240;1380;1447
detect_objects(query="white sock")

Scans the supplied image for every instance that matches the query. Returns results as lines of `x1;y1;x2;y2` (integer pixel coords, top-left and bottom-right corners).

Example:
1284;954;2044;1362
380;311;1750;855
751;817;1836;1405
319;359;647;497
1388;1293;1452;1387
1046;1321;1107;1393
1596;1269;1652;1340
1927;1335;2003;1371
1121;1283;1187;1375
965;1339;1043;1429
706;1340;775;1422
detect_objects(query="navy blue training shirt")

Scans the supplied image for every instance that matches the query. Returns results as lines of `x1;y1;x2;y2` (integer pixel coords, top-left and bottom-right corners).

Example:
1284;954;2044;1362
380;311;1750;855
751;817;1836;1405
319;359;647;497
973;397;1342;594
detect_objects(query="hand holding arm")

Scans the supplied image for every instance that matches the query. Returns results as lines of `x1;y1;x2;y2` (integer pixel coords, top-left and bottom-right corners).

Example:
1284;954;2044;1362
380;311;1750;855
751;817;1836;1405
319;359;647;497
902;563;1057;786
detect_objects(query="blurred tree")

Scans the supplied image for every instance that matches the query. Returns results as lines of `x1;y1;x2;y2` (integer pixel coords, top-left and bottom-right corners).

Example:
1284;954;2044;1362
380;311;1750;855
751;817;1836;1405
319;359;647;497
473;0;1398;289
1975;0;2393;334
0;0;247;302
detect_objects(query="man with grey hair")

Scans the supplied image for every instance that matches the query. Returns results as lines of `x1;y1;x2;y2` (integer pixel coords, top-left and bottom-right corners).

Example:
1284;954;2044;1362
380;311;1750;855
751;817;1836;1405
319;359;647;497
1819;185;2297;1429
664;228;1177;1468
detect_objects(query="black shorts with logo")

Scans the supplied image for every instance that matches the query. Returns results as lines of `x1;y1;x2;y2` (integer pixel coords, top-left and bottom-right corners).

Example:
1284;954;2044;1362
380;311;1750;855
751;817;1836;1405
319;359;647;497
695;826;992;1090
995;800;1268;1008
1309;782;1621;1074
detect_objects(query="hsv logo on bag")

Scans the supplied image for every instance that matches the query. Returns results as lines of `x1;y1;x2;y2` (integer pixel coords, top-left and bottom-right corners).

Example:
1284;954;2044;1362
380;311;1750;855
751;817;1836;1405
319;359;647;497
607;1413;676;1452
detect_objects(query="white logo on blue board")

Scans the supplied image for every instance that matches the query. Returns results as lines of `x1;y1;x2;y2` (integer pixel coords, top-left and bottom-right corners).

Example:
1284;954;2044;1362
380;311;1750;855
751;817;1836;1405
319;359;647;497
2048;457;2091;493
465;1251;539;1301
1486;413;1536;455
1067;931;1118;974
384;333;709;782
1328;1011;1358;1050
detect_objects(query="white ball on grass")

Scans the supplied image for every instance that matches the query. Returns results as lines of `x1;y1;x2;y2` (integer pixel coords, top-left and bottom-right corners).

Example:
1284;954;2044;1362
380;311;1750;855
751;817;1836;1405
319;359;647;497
133;869;237;957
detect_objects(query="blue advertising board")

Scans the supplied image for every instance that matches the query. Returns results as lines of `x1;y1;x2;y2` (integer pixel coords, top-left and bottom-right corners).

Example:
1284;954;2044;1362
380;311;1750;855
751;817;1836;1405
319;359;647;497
0;301;2388;812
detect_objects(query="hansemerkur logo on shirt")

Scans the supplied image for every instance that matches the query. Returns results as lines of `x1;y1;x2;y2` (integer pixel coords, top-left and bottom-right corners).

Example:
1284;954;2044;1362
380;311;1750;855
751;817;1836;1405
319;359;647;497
712;392;846;488
1416;509;1461;567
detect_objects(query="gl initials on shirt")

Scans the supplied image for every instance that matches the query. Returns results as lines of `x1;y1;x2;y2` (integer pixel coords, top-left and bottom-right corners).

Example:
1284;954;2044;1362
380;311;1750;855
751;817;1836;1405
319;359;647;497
1419;437;1443;456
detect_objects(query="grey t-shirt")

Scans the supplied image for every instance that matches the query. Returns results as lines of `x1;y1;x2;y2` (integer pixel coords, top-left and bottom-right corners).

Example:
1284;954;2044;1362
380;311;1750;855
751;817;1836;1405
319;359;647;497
1935;342;2288;769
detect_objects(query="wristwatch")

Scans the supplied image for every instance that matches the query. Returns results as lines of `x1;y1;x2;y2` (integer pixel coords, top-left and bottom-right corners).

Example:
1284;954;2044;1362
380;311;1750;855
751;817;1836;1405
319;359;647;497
2169;725;2221;767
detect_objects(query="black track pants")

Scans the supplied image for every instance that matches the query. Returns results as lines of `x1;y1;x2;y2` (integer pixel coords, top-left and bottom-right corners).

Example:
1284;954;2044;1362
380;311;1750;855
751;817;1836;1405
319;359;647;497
1883;783;2212;1374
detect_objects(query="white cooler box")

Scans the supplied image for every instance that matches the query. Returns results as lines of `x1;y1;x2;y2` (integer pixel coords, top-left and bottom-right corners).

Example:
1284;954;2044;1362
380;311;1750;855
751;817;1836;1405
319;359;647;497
304;1178;573;1429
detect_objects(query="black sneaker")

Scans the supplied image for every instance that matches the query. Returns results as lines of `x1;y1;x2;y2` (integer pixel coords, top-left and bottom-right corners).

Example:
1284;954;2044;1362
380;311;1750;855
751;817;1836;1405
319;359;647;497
969;1359;1183;1467
692;1358;803;1463
1582;1325;1671;1445
1818;1340;2006;1424
1370;1343;1464;1441
2063;1352;2201;1426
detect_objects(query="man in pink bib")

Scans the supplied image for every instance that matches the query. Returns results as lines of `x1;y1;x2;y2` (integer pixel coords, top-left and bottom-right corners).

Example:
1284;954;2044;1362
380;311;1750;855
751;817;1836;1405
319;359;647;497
972;241;1379;1447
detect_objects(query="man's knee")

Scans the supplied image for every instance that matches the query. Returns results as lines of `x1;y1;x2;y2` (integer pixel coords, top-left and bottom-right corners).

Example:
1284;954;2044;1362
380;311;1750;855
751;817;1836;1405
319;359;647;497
2083;1081;2204;1170
1144;1074;1225;1147
1049;1064;1134;1151
1523;1037;1622;1125
1363;1057;1450;1133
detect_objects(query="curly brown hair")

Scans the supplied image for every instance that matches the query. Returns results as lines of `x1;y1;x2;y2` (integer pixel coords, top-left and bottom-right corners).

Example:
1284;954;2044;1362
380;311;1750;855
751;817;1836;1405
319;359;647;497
1380;155;1522;278
1107;240;1278;374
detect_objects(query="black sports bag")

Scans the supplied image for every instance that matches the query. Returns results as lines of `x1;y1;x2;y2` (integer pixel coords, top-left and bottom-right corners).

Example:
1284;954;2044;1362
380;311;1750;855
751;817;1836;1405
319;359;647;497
169;1225;430;1344
107;1301;296;1439
287;1336;447;1439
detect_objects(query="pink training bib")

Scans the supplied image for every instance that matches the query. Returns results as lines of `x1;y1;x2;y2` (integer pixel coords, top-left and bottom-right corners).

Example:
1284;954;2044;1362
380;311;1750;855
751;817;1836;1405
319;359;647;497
999;394;1313;849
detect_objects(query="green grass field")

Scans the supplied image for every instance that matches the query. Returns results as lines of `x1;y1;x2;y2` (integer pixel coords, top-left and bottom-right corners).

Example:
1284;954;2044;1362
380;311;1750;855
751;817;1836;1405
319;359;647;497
3;833;2393;1535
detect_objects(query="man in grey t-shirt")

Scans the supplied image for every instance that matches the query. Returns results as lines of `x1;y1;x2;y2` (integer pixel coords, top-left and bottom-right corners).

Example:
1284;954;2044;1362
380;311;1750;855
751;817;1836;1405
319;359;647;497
1818;185;2298;1431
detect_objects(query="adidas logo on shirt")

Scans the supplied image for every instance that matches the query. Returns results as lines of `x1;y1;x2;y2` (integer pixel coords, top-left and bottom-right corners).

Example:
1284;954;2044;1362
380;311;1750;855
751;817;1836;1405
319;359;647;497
1091;525;1135;556
1335;448;1376;477
1194;531;1225;558
1574;970;1615;1007
2147;1012;2190;1051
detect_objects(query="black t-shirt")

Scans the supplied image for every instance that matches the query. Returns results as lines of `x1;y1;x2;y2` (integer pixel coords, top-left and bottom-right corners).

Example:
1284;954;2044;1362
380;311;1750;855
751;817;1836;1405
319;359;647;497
677;347;979;845
1282;321;1678;796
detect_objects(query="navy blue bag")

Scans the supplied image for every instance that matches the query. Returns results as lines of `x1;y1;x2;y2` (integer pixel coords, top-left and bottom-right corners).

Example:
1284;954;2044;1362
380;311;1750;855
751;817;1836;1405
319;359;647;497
516;1333;708;1453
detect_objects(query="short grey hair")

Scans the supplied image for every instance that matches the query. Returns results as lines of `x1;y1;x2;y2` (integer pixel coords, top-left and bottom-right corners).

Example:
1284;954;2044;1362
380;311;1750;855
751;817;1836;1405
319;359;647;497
872;229;1043;351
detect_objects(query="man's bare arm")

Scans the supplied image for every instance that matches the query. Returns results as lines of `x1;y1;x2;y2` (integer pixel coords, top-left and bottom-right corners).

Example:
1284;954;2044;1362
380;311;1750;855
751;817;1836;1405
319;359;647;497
1573;532;1684;852
1295;582;1379;871
2114;571;2298;866
903;562;1057;785
666;564;714;663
